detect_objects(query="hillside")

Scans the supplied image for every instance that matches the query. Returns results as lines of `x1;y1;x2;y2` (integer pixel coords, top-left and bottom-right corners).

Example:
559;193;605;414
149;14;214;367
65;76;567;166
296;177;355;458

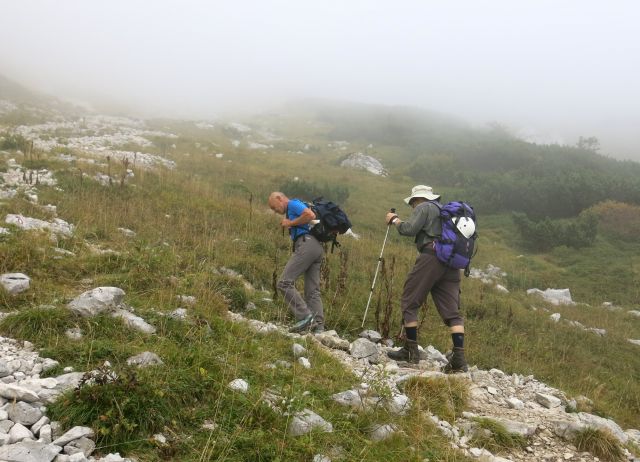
0;79;639;461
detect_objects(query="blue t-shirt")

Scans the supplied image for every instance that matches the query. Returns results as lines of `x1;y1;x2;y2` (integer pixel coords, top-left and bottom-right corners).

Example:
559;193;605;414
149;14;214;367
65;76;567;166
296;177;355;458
287;198;311;241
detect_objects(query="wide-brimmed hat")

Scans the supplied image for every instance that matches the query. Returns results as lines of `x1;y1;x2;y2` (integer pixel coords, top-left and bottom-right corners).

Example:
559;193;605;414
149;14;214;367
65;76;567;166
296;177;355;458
404;185;440;205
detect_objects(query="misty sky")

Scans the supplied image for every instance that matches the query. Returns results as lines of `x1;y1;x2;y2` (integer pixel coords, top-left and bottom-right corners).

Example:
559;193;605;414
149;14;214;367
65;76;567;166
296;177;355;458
1;1;639;159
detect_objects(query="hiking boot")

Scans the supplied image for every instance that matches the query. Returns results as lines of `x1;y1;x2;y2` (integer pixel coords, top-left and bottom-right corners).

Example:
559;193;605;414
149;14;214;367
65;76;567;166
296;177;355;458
387;339;419;364
443;347;468;373
289;314;314;333
311;323;325;334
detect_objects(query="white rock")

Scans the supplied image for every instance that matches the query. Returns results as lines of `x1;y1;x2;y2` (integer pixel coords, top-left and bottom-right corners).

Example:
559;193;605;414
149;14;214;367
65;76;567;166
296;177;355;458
0;440;62;461
627;339;640;346
288;409;333;436
550;313;561;322
0;273;31;295
386;393;410;415
5;214;74;238
298;357;311;369
65;328;83;340
126;352;163;367
52;426;94;447
292;343;307;358
359;330;382;343
67;287;125;317
526;288;575;305
117;228;136;237
111;309;156;334
368;423;397;441
176;295;196;306
7;401;43;426
168;308;188;320
8;422;34;443
340;153;387;176
228;379;249;393
505;397;525;410
535;392;562;408
0;383;39;402
350;338;378;361
332;390;365;410
495;284;509;293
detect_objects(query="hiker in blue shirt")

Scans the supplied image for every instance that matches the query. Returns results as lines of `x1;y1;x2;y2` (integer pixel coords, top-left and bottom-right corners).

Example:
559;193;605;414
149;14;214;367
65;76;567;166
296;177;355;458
268;191;325;333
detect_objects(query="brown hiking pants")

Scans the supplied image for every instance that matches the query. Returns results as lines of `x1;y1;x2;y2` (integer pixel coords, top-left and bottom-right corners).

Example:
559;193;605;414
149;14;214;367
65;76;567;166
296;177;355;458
401;252;463;326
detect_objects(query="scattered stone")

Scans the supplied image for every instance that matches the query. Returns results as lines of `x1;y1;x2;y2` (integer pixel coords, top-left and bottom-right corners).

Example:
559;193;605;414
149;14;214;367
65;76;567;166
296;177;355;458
315;332;350;351
368;423;397;441
168;308;188;320
111;309;156;334
67;287;125;317
550;313;561;322
359;330;382;343
176;295;196;306
298;357;311;369
65;328;83;340
536;392;562;409
126;352;164;367
228;379;249;393
288;409;333;436
0;273;31;295
117;227;136;237
0;440;62;462
52;426;95;447
340;153;387;176
7;401;44;426
526;288;575;305
350;338;378;361
292;343;307;358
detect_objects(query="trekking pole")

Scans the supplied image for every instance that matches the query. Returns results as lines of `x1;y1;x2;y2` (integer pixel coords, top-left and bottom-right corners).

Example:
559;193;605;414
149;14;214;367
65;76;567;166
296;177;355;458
361;208;396;328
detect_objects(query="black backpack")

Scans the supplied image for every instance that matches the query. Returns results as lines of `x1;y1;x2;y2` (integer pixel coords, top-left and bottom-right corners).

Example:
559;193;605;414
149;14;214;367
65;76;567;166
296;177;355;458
308;198;352;252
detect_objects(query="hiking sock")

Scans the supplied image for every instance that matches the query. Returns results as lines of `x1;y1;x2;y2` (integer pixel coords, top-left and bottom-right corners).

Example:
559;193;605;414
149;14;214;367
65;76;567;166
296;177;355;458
405;326;417;342
452;333;464;349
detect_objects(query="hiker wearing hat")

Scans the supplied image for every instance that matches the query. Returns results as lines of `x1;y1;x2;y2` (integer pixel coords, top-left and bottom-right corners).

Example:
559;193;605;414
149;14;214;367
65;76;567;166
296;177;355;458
384;185;468;372
268;191;325;334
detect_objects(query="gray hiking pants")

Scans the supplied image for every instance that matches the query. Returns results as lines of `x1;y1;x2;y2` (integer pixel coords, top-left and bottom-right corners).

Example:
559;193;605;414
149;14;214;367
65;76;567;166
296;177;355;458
277;234;325;327
401;252;463;327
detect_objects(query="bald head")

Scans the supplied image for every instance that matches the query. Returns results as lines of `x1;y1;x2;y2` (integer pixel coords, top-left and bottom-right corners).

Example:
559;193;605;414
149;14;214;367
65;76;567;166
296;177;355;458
268;191;289;214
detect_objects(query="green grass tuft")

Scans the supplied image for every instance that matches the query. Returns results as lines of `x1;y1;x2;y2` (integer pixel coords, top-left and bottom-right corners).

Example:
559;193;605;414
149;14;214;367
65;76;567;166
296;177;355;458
574;428;625;462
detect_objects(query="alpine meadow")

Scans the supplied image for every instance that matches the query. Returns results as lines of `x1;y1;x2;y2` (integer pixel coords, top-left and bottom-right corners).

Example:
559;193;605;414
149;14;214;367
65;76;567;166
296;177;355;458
0;74;639;462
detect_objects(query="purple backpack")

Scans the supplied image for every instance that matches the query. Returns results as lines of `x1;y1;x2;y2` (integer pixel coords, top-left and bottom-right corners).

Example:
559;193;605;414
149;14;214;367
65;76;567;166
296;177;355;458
432;201;477;276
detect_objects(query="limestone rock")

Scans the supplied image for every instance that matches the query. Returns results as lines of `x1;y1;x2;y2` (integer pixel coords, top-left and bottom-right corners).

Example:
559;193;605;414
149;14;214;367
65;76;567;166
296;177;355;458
350;338;378;361
7;401;43;426
0;273;31;295
52;426;95;447
126;352;163;367
67;287;125;317
228;379;249;393
0;440;62;462
368;423;397;441
288;409;333;436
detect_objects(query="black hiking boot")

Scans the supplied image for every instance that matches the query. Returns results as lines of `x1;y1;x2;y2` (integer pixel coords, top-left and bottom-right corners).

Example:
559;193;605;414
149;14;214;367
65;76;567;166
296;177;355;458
387;340;419;364
443;347;468;373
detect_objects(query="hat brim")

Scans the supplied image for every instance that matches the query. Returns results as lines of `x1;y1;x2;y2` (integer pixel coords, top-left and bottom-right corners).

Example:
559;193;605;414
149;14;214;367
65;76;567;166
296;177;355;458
404;193;440;205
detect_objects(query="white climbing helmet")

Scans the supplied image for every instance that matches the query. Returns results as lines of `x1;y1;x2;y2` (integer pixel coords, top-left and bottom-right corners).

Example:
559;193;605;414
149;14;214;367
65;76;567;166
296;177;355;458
452;216;476;238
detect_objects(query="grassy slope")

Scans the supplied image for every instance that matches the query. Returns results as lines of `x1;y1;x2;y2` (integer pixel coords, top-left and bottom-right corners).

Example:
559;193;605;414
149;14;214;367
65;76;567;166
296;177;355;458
0;113;639;460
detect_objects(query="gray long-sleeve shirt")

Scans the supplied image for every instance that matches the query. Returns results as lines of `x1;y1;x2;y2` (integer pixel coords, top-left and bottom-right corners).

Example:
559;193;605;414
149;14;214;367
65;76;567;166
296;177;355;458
396;201;442;251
